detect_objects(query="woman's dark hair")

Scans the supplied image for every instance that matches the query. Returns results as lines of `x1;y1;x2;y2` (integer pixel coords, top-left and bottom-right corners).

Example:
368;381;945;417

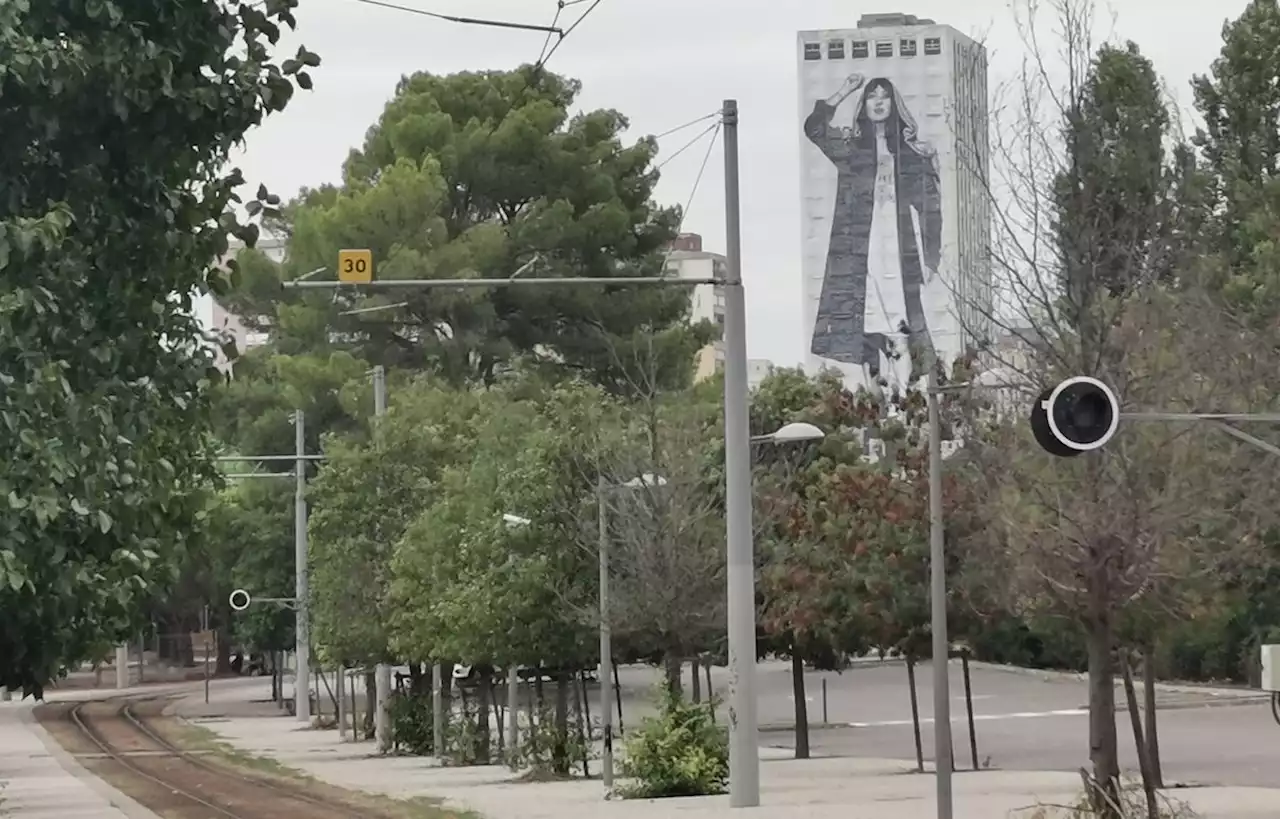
850;77;930;159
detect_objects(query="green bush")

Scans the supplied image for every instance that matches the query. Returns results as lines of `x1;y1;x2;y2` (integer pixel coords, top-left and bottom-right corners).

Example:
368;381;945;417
504;706;591;778
966;614;1087;672
618;687;728;799
388;691;435;755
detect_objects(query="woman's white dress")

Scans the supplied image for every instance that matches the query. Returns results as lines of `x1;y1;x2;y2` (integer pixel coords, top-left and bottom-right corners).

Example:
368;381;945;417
864;131;911;387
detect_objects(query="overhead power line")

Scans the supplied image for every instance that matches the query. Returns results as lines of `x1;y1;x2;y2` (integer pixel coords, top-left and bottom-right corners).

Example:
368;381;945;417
656;121;719;172
536;0;606;69
353;0;564;35
653;111;720;142
676;122;721;234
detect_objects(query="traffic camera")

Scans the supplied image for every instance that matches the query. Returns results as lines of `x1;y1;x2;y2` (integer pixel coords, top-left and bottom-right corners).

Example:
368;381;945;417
1030;376;1119;457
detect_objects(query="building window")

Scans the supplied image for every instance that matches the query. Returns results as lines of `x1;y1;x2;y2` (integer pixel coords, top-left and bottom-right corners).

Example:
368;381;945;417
851;40;869;58
803;42;821;60
900;38;917;57
827;40;845;59
924;37;942;55
875;40;893;57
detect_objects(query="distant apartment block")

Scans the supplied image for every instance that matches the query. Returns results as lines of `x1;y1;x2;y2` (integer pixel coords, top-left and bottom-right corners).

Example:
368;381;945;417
664;232;726;382
199;234;285;371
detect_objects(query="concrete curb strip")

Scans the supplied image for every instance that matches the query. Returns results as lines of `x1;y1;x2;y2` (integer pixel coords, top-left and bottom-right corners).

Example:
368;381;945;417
18;702;163;819
967;660;1268;699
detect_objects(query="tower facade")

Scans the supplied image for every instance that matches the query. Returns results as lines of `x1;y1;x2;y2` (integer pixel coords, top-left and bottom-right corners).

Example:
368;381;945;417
797;13;990;389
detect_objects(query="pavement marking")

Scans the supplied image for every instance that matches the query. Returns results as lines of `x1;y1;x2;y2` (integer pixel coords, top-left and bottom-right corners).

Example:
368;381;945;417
841;708;1087;728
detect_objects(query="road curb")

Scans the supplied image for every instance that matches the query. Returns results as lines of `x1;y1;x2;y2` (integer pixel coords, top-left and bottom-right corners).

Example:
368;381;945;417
967;660;1265;700
20;703;164;819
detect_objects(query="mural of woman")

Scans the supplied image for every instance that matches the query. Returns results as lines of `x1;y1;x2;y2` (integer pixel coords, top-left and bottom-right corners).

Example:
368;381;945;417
803;73;942;386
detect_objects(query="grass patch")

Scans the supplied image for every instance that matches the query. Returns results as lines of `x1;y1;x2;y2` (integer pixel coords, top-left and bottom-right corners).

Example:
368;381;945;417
162;719;480;819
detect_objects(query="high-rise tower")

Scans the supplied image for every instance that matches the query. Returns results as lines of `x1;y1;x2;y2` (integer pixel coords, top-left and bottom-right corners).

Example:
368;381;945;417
797;13;990;388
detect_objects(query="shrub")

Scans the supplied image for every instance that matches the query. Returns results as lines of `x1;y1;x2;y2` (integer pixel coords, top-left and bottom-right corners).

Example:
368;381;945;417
618;686;728;799
388;691;435;755
504;705;591;779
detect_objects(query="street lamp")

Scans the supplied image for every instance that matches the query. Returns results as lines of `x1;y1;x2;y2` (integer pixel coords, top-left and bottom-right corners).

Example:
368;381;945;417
598;471;667;791
750;421;825;445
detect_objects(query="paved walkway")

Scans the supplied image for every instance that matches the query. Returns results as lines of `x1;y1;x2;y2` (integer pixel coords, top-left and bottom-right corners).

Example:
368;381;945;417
171;682;1280;818
0;699;158;819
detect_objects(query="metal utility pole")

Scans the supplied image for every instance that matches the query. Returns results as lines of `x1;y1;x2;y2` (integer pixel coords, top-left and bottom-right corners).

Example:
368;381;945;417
926;366;953;819
597;475;614;790
294;410;311;724
372;366;393;753
720;97;759;809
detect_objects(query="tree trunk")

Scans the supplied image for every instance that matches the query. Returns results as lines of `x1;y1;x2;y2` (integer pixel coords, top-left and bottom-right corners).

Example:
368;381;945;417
790;648;810;760
409;663;426;695
1142;645;1163;787
1086;616;1120;816
364;670;376;738
663;653;682;698
1120;650;1159;819
553;671;570;775
477;672;493;764
691;657;702;703
906;655;924;772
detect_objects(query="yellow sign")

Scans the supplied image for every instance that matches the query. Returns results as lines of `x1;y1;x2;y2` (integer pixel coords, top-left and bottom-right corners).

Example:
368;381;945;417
190;630;216;651
338;248;373;283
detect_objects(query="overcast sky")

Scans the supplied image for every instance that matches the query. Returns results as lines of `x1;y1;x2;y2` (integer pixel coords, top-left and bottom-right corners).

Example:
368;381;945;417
233;0;1253;366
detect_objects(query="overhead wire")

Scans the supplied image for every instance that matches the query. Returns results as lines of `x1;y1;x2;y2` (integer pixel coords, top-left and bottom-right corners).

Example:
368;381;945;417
536;2;566;65
351;0;563;35
653;110;720;141
536;0;606;69
656;121;719;172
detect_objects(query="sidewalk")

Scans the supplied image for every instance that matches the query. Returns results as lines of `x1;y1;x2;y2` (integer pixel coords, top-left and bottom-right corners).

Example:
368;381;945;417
172;685;1280;818
0;700;158;819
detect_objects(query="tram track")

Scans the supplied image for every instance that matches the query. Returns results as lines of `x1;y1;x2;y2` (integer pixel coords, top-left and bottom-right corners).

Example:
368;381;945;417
63;698;382;819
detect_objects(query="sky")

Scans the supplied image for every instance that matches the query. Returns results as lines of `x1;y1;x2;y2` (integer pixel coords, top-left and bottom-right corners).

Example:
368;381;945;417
232;0;1255;367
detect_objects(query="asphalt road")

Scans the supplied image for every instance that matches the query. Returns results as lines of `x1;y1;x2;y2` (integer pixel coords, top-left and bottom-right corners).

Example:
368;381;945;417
288;658;1280;788
685;660;1280;789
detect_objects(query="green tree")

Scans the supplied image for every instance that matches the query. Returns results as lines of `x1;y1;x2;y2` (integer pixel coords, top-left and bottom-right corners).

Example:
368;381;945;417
1054;41;1171;309
752;366;982;760
214;348;371;462
985;9;1213;809
388;381;596;769
307;378;485;669
210;481;295;658
1193;0;1280;269
1189;0;1280;321
0;0;316;696
229;67;714;392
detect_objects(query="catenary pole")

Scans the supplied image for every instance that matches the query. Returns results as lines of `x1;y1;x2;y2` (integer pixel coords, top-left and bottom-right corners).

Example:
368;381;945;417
720;97;759;808
372;366;392;752
294;410;311;723
927;365;953;819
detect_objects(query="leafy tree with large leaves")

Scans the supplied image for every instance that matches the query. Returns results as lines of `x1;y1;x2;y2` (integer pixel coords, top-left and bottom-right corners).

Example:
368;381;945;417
388;380;597;768
228;67;714;392
307;378;486;670
0;0;316;696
